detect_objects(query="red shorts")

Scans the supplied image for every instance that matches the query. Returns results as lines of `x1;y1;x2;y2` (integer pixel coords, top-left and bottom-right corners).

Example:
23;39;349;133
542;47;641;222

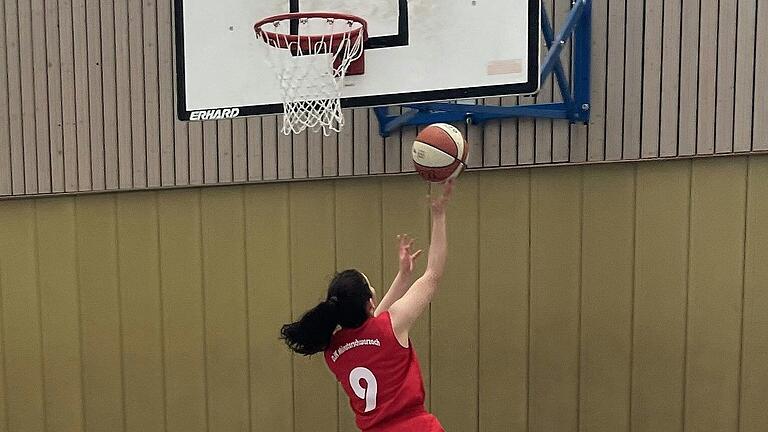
366;412;444;432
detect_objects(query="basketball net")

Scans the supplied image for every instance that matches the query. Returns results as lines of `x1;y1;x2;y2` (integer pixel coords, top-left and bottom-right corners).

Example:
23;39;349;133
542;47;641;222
255;15;367;135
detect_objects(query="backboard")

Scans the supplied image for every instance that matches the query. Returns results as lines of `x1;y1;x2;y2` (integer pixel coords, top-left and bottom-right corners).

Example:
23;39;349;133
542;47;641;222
175;0;541;121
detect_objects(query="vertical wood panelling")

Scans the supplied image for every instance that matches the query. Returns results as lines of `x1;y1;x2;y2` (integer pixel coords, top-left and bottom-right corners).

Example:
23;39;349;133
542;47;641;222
741;157;768;432
684;157;747;432
245;118;262;181
733;0;757;153
216;121;233;183
641;0;663;158
715;0;739;154
143;0;161;187
678;0;701;156
75;195;124;431
552;0;571;164
0;0;10;195
307;127;323;178
101;0;119;190
335;178;383;432
292;131;309;179
31;0;50;193
623;0;644;159
35;199;84;432
482;99;501;167
696;0;719;155
0;1;766;197
753;2;768;151
478;170;529;432
117;193;165;431
0;201;45;431
430;174;479;431
6;0;25;195
86;0;104;191
128;0;147;188
499;97;519;165
529;167;581;432
262;116;278;181
384;110;401;173
244;184;294;432
232;119;247;182
289;182;338;432
45;0;64;192
535;0;554;165
200;187;251;431
202;122;217;184
115;0;133;189
188;122;203;185
580;165;635;431
659;0;683;157
380;176;431;407
587;0;608;162
18;0;38;194
353;109;369;175
157;190;207;432
277;122;293;180
631;161;690;432
158;0;176;186
73;0;91;190
604;0;626;161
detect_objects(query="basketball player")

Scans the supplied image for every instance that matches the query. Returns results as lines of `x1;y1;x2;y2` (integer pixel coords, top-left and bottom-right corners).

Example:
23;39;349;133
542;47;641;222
280;180;453;432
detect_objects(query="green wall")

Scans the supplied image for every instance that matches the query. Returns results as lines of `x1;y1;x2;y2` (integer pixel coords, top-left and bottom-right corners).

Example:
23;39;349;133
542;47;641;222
1;156;767;432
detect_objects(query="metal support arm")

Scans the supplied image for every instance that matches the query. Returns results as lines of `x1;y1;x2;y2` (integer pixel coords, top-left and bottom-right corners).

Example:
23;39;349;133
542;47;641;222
374;0;591;137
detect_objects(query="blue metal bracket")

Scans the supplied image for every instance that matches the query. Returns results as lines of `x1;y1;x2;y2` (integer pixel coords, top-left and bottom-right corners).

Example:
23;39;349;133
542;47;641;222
374;0;592;137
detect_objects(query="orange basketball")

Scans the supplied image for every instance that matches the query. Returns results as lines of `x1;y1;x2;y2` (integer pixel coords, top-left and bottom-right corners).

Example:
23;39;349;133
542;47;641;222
411;123;468;183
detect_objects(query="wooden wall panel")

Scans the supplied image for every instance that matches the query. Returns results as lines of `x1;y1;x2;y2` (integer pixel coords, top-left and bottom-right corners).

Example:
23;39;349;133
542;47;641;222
580;165;635;431
0;201;45;431
741;157;768;432
684;158;747;432
200;188;251;431
0;158;766;430
631;161;690;432
245;184;294;431
478;170;530;432
117;193;166;431
430;175;480;431
289;182;338;432
35;199;84;432
157;190;208;432
75;195;124;431
0;1;765;198
529;167;581;431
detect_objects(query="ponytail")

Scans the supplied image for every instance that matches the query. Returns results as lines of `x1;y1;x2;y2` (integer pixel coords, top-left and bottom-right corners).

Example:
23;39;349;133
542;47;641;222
281;270;372;356
280;296;340;356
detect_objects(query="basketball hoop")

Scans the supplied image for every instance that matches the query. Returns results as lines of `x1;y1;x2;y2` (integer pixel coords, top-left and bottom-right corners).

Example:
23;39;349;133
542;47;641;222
254;12;368;135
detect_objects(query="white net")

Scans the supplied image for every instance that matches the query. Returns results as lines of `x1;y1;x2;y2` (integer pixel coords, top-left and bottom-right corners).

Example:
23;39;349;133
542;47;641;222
256;15;366;135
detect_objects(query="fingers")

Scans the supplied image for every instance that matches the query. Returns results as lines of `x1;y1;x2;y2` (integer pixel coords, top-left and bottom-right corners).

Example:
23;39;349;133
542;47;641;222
411;249;423;260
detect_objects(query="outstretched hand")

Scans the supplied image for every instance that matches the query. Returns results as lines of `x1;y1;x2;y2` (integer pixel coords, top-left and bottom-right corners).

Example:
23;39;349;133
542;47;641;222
429;179;454;216
397;234;423;275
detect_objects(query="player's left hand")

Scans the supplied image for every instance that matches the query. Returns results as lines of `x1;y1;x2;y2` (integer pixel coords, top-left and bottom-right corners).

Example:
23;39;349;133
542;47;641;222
397;234;422;275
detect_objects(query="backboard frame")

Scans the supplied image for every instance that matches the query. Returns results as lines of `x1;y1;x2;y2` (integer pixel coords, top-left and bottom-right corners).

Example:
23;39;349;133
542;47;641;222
173;0;542;121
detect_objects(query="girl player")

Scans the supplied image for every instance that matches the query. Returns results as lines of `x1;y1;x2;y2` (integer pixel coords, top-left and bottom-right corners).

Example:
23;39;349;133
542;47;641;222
280;180;453;431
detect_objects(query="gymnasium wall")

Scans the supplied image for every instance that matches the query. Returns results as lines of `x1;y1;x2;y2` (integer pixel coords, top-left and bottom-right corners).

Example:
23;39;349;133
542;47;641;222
1;156;766;432
1;0;767;198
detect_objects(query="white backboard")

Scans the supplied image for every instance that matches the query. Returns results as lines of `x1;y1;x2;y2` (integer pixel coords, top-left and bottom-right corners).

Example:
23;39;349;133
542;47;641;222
175;0;541;120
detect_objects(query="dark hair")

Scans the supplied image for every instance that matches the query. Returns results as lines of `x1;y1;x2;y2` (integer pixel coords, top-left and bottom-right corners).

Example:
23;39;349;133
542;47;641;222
280;269;373;356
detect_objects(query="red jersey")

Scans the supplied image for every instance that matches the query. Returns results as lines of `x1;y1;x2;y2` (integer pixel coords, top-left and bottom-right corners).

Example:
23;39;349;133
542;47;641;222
324;311;443;432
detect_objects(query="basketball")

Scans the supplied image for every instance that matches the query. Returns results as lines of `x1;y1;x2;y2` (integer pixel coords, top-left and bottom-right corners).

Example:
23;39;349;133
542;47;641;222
411;123;468;183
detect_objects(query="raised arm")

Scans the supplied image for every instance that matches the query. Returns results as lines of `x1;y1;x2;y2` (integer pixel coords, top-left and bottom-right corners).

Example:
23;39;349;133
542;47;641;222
374;234;423;317
388;180;452;346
